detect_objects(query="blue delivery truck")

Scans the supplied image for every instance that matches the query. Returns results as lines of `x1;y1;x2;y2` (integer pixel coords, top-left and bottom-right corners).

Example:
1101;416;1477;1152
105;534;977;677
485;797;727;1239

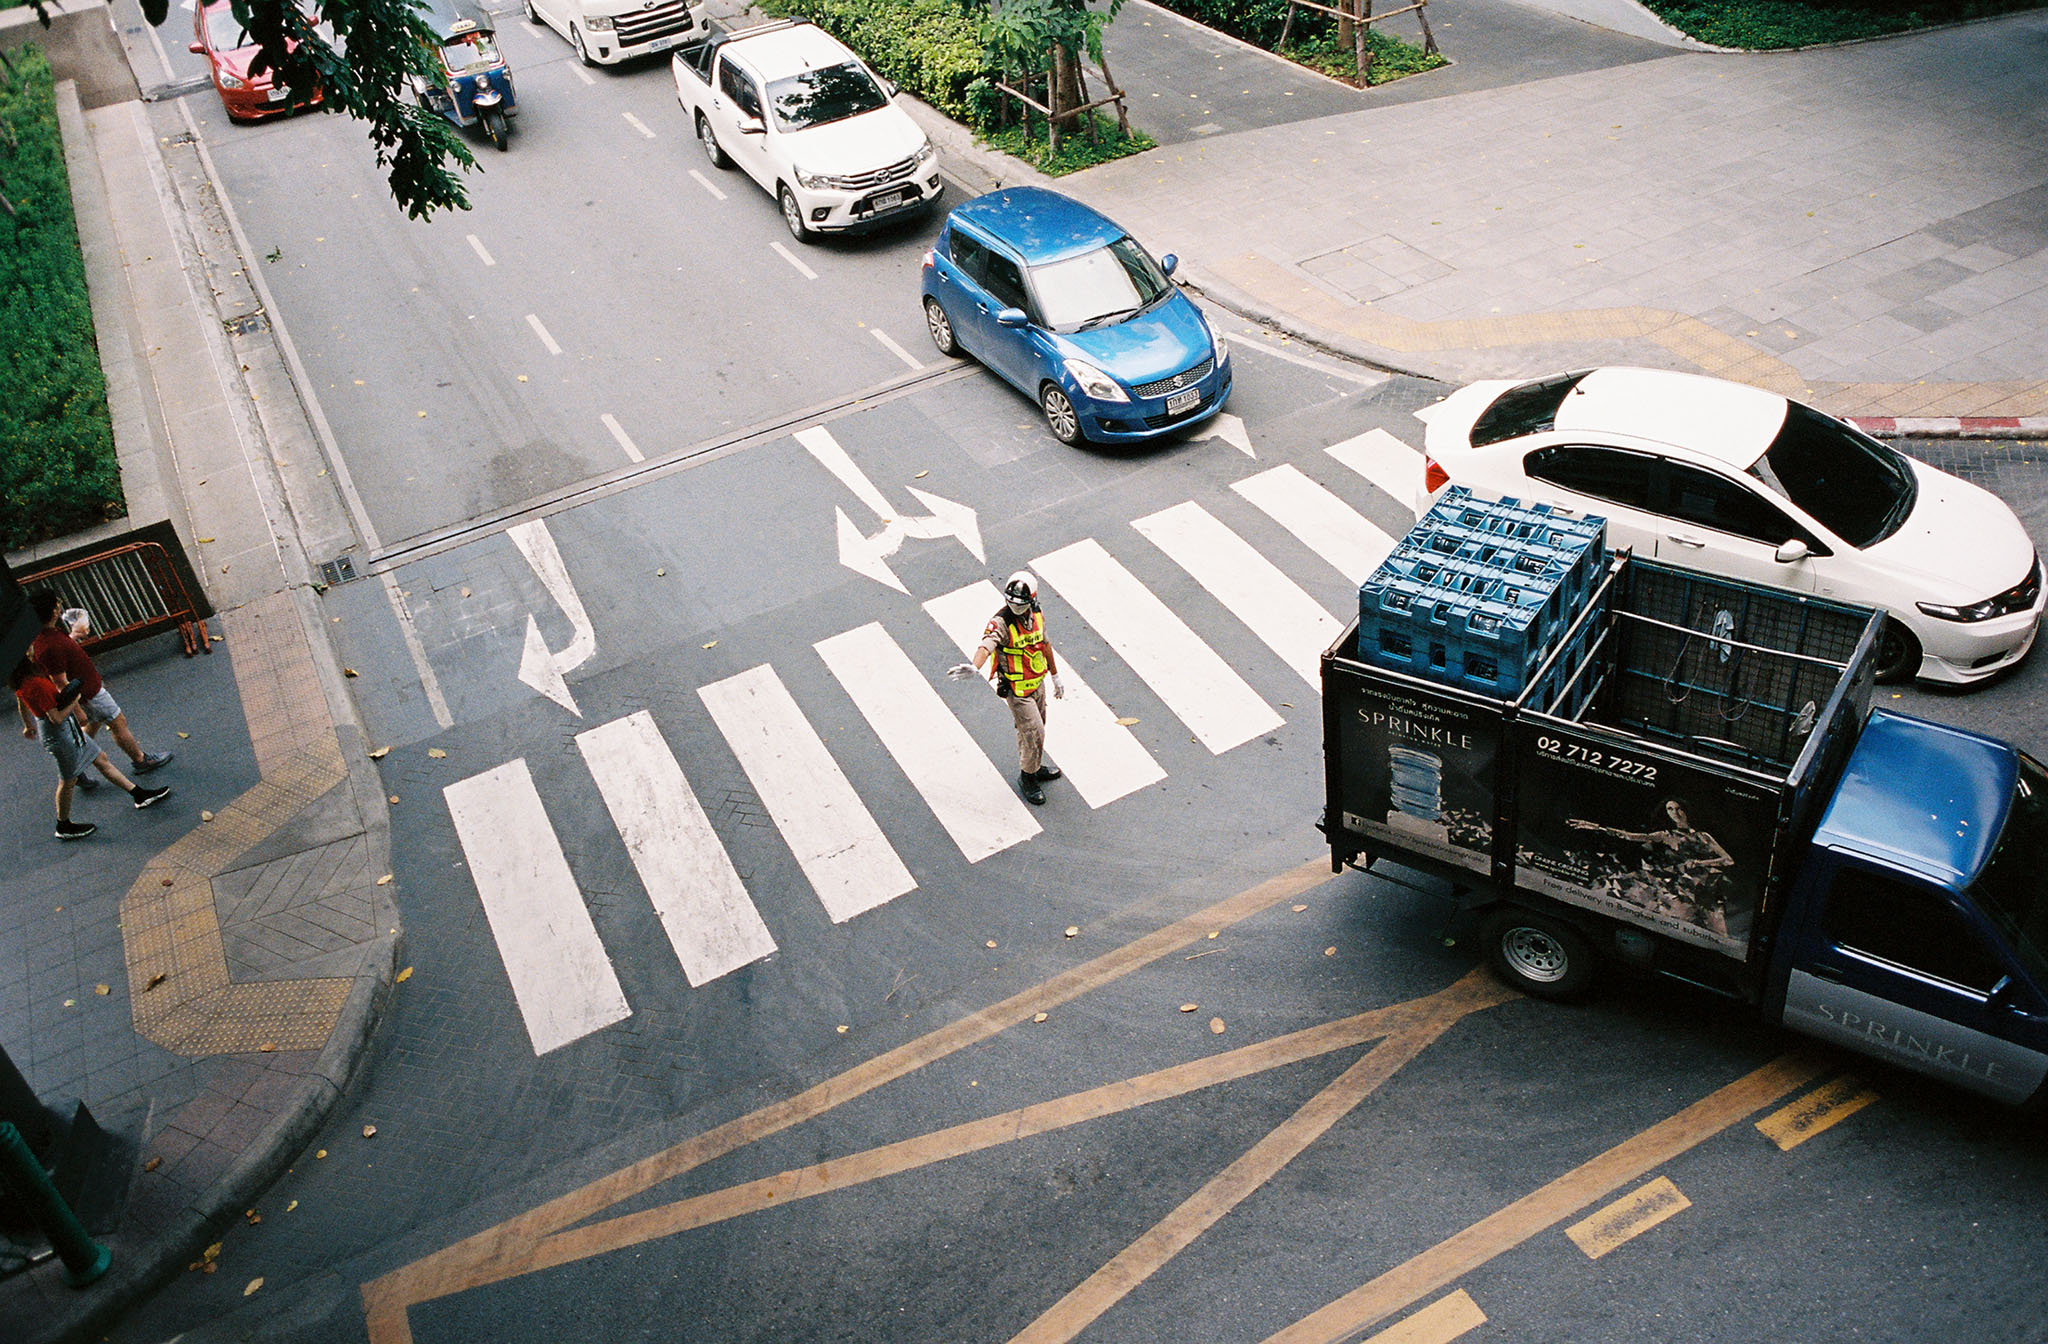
1321;534;2048;1105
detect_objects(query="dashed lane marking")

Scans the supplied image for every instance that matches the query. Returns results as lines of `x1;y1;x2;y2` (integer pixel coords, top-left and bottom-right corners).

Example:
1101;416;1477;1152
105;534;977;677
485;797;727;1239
573;65;595;85
525;312;562;356
466;233;496;266
600;413;644;462
1754;1075;1878;1151
623;111;657;139
1564;1175;1691;1260
871;327;924;370
688;168;727;200
772;240;818;280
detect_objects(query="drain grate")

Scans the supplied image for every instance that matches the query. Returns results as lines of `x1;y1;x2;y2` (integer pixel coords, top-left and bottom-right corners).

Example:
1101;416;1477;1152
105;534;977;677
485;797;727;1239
318;555;360;586
224;311;271;337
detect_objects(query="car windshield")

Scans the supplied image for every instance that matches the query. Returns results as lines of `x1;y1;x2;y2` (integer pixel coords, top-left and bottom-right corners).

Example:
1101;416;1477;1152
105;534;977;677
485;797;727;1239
1750;401;1916;548
1029;237;1170;332
1470;370;1591;447
205;6;255;49
1968;750;2048;990
441;32;497;72
765;61;888;132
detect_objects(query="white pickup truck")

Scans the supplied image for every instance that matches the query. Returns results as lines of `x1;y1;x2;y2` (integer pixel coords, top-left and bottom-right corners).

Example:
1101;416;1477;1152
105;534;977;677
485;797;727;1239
526;0;708;66
673;20;941;243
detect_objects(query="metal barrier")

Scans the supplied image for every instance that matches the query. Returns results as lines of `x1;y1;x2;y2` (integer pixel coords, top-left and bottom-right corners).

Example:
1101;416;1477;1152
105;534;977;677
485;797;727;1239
18;541;212;657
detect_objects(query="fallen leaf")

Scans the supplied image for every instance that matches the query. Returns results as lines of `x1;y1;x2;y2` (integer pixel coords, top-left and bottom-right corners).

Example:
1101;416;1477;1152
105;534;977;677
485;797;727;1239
245;1210;261;1224
1064;926;1078;938
656;568;666;577
1115;716;1140;726
95;983;109;995
361;1125;377;1139
1207;930;1219;939
63;999;75;1007
914;469;929;478
427;748;446;759
196;536;215;543
146;972;167;990
259;1042;276;1053
1292;904;1307;913
1281;702;1294;709
836;1024;849;1034
417;410;427;418
1179;1003;1198;1013
244;1277;264;1296
315;1149;327;1159
517;374;528;382
985;940;997;949
460;587;471;597
396;966;413;983
702;640;718;649
144;1157;162;1172
343;667;358;678
1325;947;1337;957
203;1243;222;1263
203;1262;218;1275
376;874;394;886
1209;1018;1226;1034
200;810;215;822
178;731;190;739
285;1200;297;1212
389;795;400;805
369;747;390;760
1032;1012;1048;1023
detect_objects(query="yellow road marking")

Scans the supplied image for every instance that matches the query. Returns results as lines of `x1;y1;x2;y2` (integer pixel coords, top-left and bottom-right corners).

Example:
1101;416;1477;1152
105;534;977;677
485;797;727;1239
1755;1075;1878;1151
1262;1052;1826;1344
1363;1291;1487;1344
362;858;1334;1343
1008;974;1515;1344
1565;1175;1691;1260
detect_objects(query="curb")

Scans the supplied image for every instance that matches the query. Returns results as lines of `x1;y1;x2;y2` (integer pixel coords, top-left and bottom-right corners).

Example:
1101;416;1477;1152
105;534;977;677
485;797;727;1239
1845;416;2048;441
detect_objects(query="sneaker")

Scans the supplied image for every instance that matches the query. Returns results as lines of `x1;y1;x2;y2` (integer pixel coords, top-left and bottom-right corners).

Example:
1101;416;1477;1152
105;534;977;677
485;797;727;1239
1033;763;1062;782
1019;771;1046;806
135;751;173;774
56;820;96;841
132;785;172;810
73;772;99;793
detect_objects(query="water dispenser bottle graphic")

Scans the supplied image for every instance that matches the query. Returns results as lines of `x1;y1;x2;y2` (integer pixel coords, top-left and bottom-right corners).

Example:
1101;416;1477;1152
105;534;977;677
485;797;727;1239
1386;745;1449;844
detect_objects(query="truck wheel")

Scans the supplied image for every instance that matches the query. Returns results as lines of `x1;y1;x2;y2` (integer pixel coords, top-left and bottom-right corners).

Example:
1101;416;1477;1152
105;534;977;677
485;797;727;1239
923;298;958;357
1480;908;1594;1001
779;185;814;243
1874;617;1921;684
697;113;729;169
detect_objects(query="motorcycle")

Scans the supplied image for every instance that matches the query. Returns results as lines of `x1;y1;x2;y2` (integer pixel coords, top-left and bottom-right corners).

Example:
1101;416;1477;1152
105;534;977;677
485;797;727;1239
414;0;517;151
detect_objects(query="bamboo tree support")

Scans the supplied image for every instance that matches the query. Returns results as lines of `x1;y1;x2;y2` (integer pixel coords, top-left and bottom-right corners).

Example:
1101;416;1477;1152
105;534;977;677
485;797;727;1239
1274;0;1434;83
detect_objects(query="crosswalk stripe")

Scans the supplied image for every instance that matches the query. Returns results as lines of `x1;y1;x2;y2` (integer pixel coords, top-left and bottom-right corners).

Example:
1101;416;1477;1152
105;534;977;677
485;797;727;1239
1232;463;1397;585
1132;501;1341;688
1032;539;1284;755
923;582;1166;809
576;712;777;986
1326;428;1424;518
699;665;916;923
816;622;1042;862
443;760;631;1055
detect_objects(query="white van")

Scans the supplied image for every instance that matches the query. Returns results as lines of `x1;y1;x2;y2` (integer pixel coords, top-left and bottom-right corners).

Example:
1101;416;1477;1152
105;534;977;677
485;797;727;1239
524;0;709;66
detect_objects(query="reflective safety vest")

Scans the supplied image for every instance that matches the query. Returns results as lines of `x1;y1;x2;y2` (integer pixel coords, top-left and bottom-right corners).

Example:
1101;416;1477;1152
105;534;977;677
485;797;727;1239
992;609;1050;697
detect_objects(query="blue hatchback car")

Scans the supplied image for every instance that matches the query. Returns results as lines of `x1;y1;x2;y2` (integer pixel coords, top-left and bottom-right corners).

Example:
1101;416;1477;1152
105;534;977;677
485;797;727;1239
920;187;1231;445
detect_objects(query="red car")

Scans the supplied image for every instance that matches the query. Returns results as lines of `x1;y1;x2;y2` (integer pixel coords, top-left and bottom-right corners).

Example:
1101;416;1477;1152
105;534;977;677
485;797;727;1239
190;0;325;122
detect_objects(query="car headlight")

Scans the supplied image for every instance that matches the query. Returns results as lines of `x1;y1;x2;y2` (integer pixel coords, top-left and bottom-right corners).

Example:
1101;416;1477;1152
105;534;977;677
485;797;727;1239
1214;331;1229;364
1918;597;2004;622
219;70;247;89
583;13;613;28
793;166;826;190
1064;360;1128;404
914;139;936;166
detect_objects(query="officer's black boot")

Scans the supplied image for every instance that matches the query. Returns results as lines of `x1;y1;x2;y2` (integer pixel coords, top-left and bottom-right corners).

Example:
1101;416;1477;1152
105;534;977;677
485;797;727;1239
1020;771;1046;805
1034;761;1062;781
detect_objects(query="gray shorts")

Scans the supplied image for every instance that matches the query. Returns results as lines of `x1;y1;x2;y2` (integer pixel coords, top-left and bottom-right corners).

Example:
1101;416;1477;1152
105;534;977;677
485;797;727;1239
82;687;122;727
42;716;92;781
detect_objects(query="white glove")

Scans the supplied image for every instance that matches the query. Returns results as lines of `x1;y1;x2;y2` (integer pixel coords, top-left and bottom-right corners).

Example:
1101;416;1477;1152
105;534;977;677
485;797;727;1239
1051;674;1065;700
945;663;977;682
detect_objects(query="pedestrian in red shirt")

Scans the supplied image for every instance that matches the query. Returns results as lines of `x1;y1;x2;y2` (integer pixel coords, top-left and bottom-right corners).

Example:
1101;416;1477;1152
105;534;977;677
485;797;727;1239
12;657;171;840
29;590;172;792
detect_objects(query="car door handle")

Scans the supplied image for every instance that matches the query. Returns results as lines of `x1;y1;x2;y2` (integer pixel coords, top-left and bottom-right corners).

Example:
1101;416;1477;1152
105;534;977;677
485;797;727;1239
1665;533;1705;548
1806;964;1845;984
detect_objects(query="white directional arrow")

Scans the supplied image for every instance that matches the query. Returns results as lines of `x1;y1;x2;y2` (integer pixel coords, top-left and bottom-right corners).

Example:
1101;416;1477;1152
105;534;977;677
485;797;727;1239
797;425;984;590
1191;411;1255;458
509;519;596;716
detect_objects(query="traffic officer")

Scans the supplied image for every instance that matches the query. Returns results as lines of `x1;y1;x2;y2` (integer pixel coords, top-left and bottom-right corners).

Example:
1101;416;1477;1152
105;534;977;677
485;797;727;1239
949;571;1065;805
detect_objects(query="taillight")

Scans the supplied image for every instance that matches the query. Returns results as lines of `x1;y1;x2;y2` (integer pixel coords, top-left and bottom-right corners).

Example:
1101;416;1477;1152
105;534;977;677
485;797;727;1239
922;249;934;269
1423;455;1449;494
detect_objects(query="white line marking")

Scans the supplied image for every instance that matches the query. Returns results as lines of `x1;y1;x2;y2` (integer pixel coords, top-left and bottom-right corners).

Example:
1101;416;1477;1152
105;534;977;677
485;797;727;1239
623;111;657;139
816;622;1041;862
1326;428;1424;518
573;65;595;85
771;240;818;280
795;424;897;521
380;573;455;729
526;312;563;356
576;712;777;986
1133;502;1340;688
466;233;496;266
699;665;915;922
444;760;631;1055
1032;539;1283;755
1227;333;1384;384
688;168;727;200
923;582;1165;809
1232;464;1396;585
522;19;547;34
871;327;925;370
600;412;644;462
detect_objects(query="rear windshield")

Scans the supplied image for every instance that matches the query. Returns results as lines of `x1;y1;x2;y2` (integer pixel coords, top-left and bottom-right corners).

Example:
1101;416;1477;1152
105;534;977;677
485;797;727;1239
1750;402;1916;548
1970;750;2048;990
766;60;888;132
1470;371;1591;447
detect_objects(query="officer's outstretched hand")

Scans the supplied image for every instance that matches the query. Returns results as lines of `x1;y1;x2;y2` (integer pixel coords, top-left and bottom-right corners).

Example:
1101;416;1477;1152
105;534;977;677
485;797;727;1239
1051;674;1065;700
945;663;977;682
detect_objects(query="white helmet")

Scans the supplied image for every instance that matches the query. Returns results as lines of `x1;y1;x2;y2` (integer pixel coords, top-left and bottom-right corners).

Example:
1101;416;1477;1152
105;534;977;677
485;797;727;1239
1004;571;1038;611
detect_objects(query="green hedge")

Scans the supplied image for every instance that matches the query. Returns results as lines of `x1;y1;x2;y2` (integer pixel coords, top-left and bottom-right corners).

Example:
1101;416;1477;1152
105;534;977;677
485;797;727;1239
0;49;121;551
1639;0;2047;47
760;0;995;123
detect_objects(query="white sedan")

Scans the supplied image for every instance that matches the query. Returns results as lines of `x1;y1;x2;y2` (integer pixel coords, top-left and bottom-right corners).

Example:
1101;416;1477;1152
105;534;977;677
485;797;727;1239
1417;367;2044;685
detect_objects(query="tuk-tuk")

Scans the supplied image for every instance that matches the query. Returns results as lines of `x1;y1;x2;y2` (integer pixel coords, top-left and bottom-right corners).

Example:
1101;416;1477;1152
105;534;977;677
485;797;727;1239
415;0;516;150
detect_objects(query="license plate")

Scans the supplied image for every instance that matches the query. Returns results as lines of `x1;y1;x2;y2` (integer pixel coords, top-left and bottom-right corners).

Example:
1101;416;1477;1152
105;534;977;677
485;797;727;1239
646;33;678;52
870;190;907;211
268;87;289;102
1166;387;1201;415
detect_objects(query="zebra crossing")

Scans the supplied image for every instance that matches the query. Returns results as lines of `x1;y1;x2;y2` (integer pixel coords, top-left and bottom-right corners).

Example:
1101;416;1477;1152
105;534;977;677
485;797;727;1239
443;429;1425;1055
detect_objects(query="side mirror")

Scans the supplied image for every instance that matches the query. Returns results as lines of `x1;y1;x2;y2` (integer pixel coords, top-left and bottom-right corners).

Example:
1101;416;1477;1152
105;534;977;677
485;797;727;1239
995;308;1028;328
1774;538;1810;563
190;41;206;52
737;115;765;136
880;77;898;97
1160;252;1179;277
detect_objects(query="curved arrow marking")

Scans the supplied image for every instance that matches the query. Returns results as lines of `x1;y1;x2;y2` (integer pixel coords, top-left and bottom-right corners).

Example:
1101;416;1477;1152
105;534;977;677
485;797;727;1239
799;425;984;589
510;519;597;715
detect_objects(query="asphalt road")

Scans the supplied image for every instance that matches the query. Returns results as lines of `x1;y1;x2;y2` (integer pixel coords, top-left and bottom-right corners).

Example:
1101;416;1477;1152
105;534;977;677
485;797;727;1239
100;9;2048;1343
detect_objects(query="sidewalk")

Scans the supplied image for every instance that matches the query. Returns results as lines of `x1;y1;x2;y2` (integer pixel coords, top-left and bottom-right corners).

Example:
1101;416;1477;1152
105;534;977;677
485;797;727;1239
1058;0;2048;425
0;84;396;1343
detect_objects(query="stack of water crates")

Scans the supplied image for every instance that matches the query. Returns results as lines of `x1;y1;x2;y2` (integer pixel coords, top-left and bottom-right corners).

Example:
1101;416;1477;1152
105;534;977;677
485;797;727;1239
1358;486;1607;715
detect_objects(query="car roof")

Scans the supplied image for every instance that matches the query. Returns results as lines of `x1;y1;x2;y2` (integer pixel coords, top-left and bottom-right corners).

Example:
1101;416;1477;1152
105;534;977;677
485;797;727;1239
726;23;860;82
949;187;1124;265
1554;368;1790;469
